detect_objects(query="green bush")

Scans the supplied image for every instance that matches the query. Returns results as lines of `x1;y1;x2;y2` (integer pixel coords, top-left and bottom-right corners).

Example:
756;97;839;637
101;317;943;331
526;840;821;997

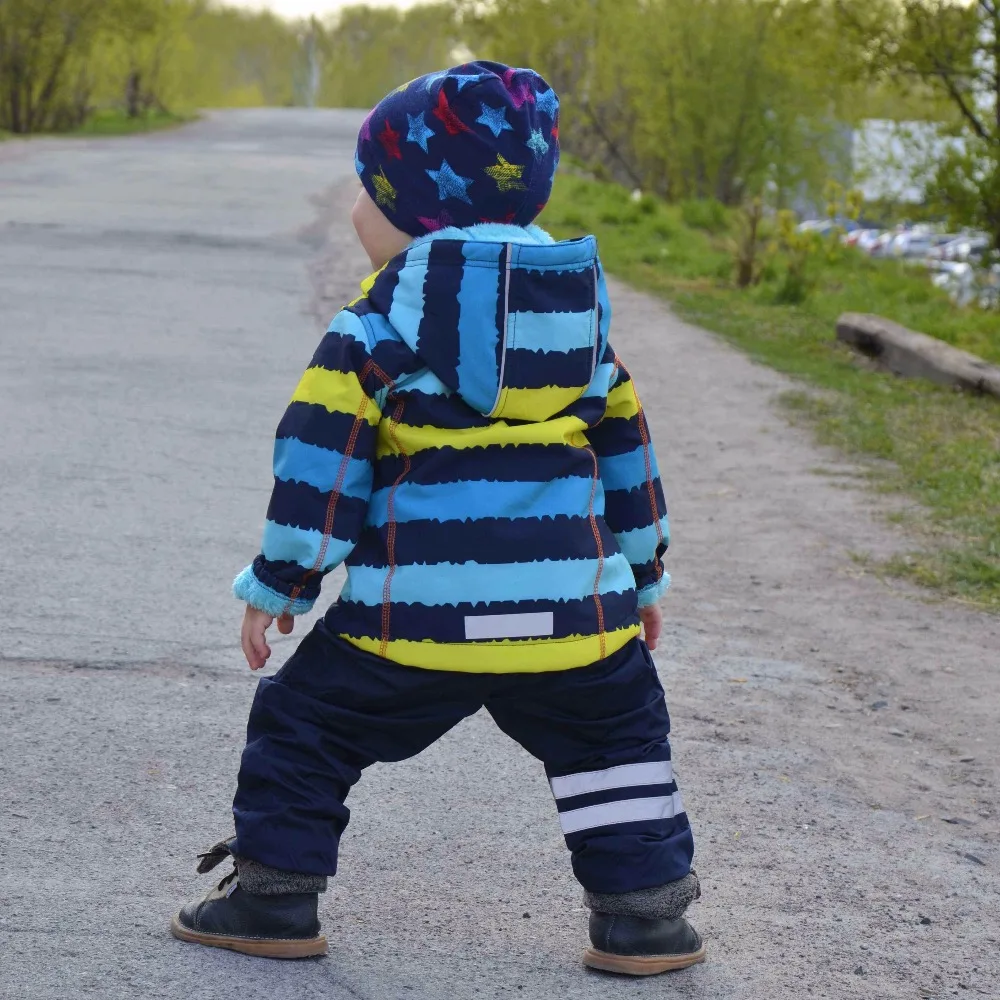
680;198;729;233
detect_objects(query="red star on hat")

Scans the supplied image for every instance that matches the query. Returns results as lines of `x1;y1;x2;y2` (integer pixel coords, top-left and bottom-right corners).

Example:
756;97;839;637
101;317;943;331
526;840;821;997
432;90;470;136
379;119;402;159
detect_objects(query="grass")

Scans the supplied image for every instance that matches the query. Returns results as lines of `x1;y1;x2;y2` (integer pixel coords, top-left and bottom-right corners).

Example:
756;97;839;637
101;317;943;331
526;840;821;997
67;109;192;137
0;109;192;141
540;174;1000;610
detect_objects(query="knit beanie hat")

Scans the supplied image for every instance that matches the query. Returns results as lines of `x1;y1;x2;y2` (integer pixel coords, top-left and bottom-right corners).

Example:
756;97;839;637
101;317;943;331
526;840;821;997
355;60;560;237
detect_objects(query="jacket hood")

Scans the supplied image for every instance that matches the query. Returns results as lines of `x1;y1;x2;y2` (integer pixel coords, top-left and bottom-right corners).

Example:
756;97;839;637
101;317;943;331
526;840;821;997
370;223;610;421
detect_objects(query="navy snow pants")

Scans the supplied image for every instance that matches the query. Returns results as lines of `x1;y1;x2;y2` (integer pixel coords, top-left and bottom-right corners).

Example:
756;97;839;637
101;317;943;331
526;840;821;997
232;620;694;895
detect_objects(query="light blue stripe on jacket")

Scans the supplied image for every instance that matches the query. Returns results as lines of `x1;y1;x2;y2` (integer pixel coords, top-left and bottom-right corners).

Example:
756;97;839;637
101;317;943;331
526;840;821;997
387;258;428;342
344;551;636;607
598;445;658;492
367;476;599;527
261;520;354;572
274;437;373;498
509;309;596;354
615;521;670;566
456;252;502;413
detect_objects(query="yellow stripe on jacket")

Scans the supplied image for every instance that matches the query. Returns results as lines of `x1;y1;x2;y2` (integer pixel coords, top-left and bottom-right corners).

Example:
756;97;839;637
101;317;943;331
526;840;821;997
291;367;382;426
376;413;590;458
341;625;640;673
605;377;641;420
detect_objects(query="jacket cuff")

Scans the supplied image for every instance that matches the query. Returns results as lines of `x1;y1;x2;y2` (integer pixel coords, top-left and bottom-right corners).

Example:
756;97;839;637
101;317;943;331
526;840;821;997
636;573;670;609
233;565;315;616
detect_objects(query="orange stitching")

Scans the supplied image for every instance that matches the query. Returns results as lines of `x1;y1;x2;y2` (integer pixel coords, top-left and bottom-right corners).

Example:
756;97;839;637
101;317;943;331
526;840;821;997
368;358;394;390
380;397;409;657
280;359;382;616
586;446;607;661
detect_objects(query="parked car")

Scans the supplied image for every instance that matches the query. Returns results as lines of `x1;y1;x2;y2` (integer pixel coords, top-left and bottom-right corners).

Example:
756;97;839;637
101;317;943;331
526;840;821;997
844;228;884;253
791;213;996;307
886;226;951;259
868;230;900;257
930;233;992;263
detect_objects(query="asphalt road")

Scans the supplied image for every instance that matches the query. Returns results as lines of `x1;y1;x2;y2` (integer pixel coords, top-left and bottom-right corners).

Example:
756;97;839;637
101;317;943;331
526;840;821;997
1;110;997;1000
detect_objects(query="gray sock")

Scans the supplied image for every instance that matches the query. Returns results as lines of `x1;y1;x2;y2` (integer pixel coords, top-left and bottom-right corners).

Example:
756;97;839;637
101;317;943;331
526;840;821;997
233;854;328;896
584;871;700;920
196;835;327;895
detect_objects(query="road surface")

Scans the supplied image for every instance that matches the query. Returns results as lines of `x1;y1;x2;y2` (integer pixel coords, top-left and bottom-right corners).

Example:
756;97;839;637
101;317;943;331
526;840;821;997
1;110;997;999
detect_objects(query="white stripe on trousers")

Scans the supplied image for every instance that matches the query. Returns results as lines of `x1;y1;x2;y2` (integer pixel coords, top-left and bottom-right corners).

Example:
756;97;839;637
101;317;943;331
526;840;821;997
558;791;685;836
549;760;674;800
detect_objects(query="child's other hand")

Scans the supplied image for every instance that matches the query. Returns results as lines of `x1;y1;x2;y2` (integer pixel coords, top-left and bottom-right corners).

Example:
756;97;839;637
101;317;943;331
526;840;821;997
639;604;662;651
241;607;295;670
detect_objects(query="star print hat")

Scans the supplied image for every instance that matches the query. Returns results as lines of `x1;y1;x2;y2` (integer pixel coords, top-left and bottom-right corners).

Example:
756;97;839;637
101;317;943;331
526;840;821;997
355;61;560;237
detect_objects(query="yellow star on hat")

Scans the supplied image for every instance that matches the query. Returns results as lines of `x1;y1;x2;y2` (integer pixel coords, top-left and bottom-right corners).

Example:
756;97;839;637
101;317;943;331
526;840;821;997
372;167;397;211
485;154;527;193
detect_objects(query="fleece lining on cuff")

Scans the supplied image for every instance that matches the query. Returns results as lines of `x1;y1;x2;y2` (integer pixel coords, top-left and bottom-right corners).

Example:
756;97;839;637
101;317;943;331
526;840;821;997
232;565;315;616
235;855;328;895
636;573;670;608
585;872;700;919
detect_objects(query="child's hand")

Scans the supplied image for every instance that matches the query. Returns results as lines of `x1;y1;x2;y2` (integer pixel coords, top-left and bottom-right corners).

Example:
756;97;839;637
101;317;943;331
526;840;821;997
241;606;295;670
639;604;663;651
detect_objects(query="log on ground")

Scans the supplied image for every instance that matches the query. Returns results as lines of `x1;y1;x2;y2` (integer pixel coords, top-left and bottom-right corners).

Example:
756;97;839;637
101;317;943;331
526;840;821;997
836;312;1000;398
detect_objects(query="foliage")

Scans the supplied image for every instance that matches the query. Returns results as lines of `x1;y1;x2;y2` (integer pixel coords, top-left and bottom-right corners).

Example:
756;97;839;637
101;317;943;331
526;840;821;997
541;172;1000;607
319;3;459;109
0;1;309;134
0;0;129;132
837;0;1000;249
681;198;729;233
772;212;818;304
67;107;189;135
164;4;303;109
460;0;868;206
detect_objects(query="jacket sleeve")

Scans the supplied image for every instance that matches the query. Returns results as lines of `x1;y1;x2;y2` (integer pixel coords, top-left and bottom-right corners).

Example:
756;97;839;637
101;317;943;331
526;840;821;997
587;351;670;608
233;309;387;616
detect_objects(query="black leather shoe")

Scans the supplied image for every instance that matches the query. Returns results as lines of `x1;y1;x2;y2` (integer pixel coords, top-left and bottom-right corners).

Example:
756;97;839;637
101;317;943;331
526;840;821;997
171;854;327;958
584;912;706;975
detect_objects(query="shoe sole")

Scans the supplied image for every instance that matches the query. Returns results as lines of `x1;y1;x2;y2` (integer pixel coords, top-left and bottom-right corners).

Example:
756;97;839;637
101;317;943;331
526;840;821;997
170;914;328;959
583;942;707;976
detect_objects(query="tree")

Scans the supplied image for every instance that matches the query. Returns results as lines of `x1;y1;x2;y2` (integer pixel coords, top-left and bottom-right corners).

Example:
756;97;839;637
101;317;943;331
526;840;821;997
839;0;1000;249
319;3;459;109
459;0;865;206
0;0;106;132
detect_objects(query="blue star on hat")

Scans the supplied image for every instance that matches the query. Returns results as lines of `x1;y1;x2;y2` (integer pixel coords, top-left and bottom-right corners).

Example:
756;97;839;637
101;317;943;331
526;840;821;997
450;73;484;90
476;103;513;138
406;112;435;153
526;128;549;159
426;159;473;204
535;87;559;120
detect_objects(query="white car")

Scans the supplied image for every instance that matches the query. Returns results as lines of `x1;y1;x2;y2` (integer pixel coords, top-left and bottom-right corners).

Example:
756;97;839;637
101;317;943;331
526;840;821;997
888;228;949;259
941;234;991;262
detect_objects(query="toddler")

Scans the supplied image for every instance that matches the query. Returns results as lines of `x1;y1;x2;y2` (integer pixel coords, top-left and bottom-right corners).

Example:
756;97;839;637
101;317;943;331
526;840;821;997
171;61;704;977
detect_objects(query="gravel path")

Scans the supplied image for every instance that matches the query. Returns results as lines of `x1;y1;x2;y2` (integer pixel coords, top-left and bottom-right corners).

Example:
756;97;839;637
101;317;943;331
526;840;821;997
1;110;996;1000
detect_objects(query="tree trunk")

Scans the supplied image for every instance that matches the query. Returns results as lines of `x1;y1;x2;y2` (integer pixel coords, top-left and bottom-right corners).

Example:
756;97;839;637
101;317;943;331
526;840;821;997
9;52;23;133
126;70;141;118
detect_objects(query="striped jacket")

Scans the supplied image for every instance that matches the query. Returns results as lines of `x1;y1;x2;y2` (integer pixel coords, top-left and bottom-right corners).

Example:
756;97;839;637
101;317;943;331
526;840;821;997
234;223;670;673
